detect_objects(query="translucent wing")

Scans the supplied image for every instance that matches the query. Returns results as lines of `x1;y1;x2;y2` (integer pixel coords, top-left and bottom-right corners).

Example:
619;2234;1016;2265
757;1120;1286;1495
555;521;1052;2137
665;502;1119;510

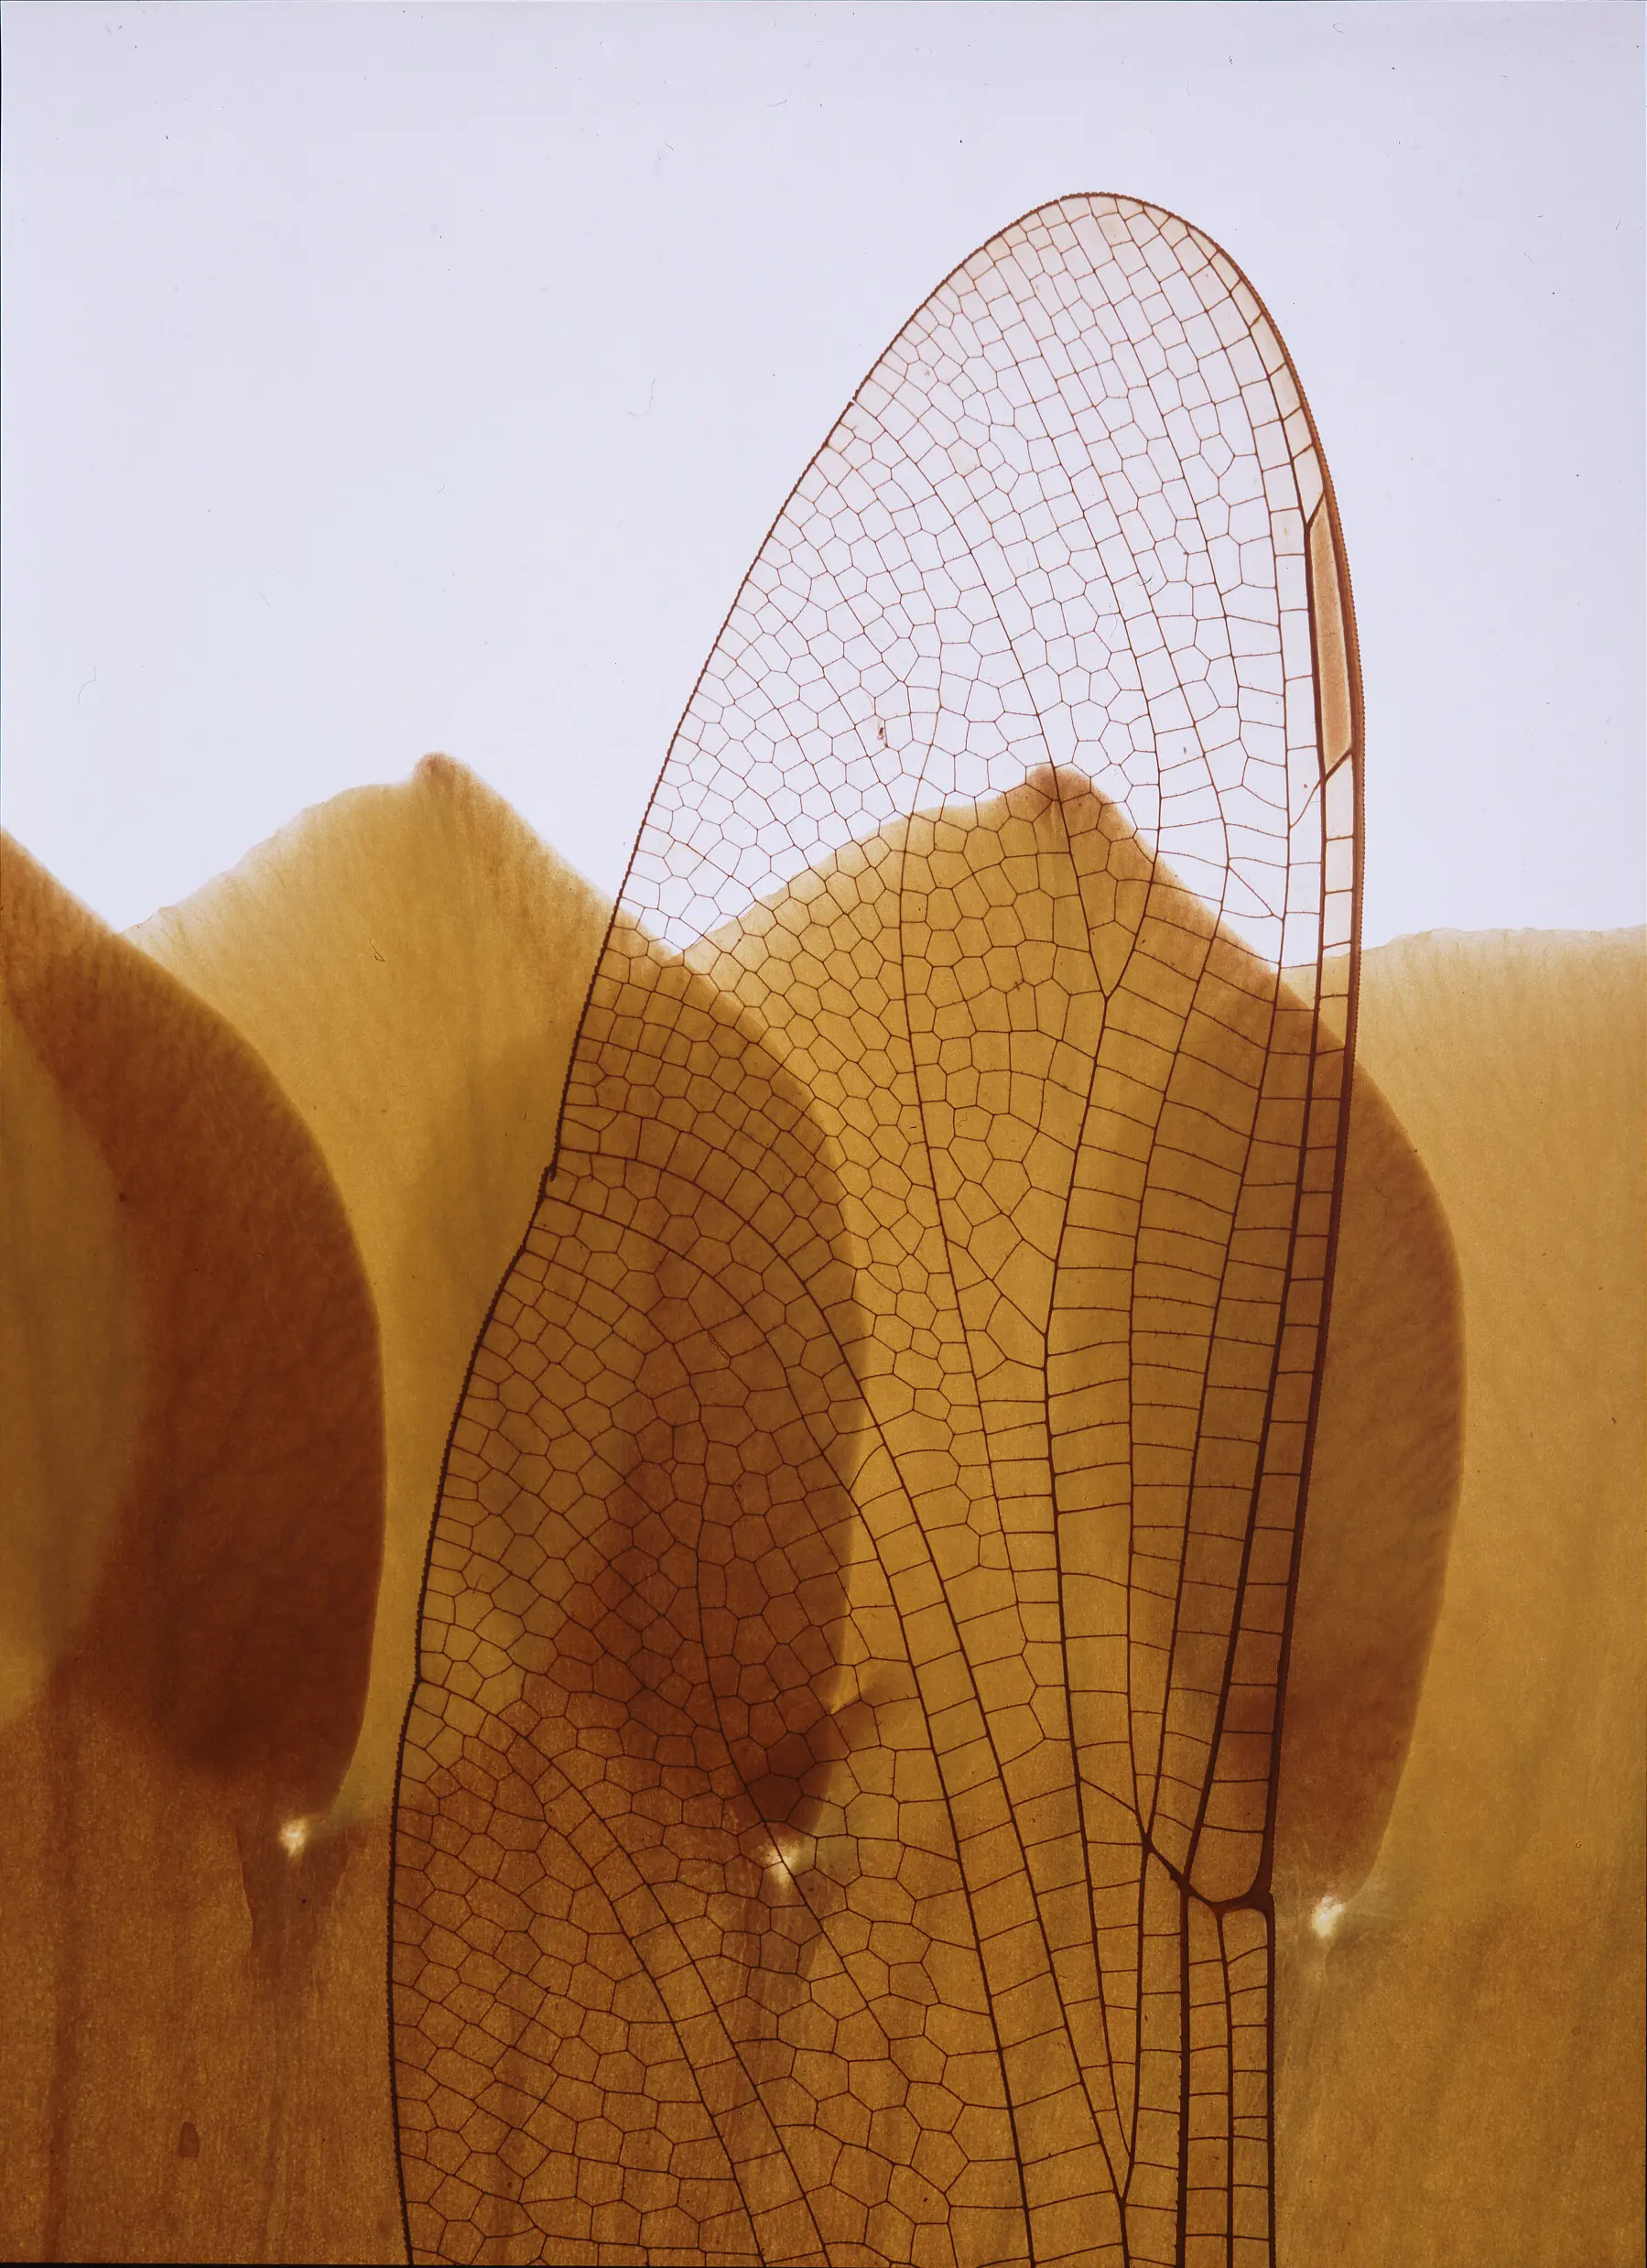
391;194;1360;2268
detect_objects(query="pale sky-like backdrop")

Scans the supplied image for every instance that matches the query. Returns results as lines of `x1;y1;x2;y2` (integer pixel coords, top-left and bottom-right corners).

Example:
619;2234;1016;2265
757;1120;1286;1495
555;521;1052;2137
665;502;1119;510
3;0;1642;944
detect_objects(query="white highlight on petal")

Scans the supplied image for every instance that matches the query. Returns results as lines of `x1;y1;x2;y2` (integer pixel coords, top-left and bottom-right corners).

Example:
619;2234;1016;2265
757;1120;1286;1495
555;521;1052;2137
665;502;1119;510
278;1818;310;1858
1311;1894;1345;1943
760;1827;814;1884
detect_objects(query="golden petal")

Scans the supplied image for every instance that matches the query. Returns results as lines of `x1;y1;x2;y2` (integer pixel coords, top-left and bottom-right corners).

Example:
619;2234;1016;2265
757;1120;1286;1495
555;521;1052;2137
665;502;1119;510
1277;928;1646;2266
131;754;611;1822
0;830;395;2263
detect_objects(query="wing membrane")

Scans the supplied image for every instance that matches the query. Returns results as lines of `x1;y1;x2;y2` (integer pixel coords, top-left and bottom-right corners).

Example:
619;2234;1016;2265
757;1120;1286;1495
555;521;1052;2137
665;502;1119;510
392;194;1361;2268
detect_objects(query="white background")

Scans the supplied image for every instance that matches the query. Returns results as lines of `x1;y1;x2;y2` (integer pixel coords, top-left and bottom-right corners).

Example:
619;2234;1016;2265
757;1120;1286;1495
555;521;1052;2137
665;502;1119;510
3;0;1642;942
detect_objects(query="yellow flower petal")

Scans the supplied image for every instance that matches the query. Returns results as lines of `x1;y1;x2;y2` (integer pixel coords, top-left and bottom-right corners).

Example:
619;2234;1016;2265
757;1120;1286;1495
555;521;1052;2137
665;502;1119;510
0;830;395;2263
1277;928;1646;2265
131;754;610;1823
